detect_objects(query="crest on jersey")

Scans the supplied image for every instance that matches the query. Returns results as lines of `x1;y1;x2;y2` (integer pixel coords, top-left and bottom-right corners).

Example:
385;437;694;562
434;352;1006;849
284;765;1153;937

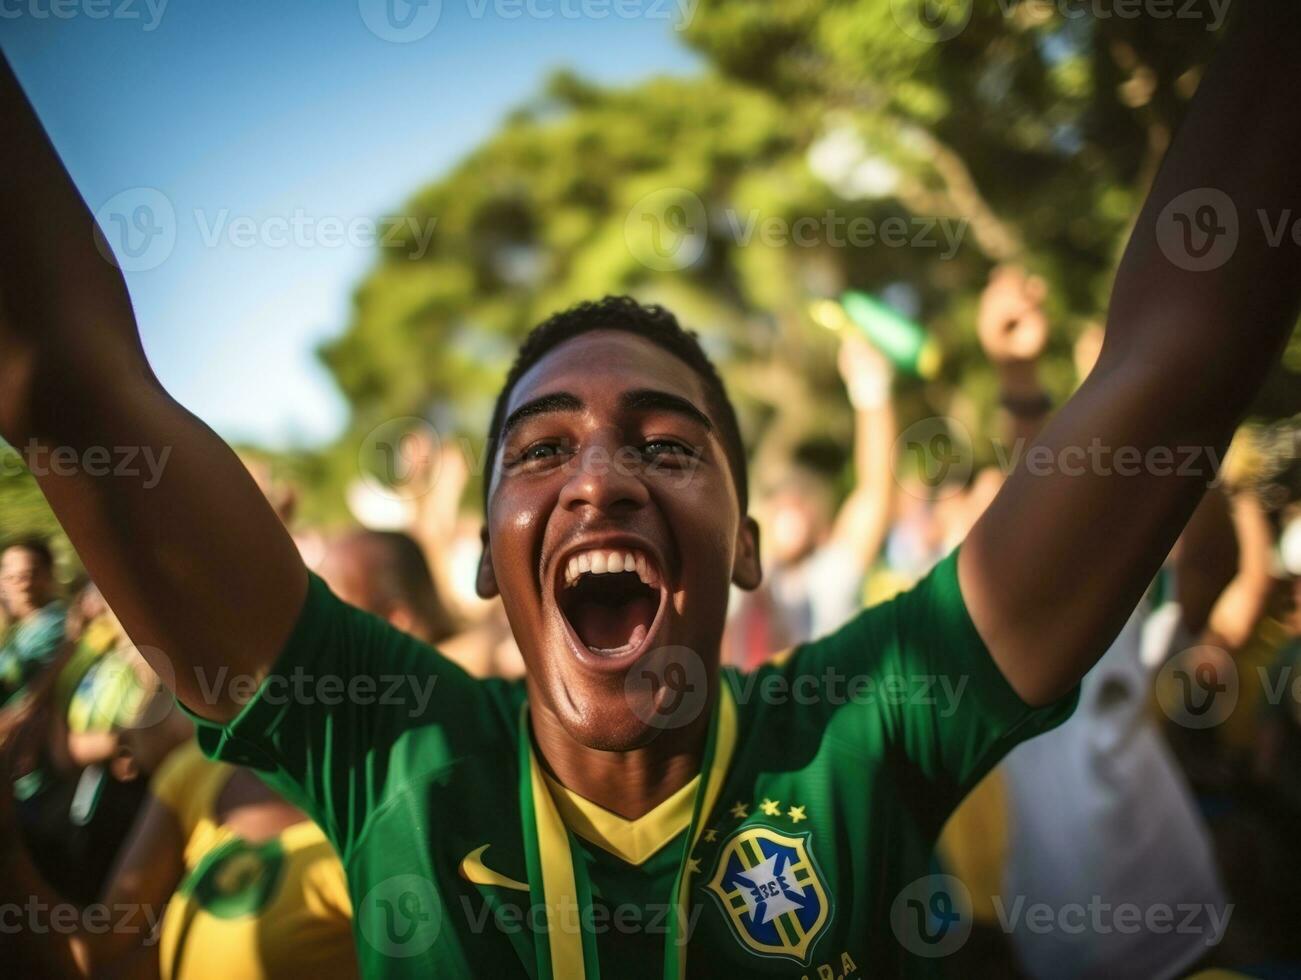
705;825;831;964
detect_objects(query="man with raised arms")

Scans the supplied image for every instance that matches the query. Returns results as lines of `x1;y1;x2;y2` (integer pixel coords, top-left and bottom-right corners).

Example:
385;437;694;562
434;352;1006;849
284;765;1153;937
1;4;1298;975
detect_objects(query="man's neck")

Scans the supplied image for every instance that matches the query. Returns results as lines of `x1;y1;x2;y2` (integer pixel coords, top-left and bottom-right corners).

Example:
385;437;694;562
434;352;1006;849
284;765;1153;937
528;693;714;820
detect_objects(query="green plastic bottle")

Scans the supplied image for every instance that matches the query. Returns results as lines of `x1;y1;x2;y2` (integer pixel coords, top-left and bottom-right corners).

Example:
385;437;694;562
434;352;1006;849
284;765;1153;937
809;291;940;379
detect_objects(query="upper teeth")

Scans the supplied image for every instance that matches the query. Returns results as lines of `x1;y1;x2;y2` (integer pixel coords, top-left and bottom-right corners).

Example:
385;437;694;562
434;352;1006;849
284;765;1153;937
563;549;660;590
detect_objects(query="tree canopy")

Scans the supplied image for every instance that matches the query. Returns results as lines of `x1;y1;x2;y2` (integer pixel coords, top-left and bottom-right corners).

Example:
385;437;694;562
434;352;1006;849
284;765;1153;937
4;2;1298;549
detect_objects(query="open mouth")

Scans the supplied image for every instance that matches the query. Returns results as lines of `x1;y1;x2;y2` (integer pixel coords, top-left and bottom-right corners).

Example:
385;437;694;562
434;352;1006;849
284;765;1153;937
556;548;666;658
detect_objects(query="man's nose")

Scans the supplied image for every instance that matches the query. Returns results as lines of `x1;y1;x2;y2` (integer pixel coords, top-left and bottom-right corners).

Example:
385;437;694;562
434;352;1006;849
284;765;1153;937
557;438;650;515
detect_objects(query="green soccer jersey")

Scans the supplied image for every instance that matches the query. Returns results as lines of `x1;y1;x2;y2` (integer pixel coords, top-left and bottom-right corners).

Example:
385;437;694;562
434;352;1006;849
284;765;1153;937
185;548;1074;978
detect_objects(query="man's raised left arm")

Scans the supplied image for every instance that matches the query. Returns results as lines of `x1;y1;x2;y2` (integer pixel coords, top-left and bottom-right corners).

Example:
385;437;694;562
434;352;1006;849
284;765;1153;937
960;0;1300;706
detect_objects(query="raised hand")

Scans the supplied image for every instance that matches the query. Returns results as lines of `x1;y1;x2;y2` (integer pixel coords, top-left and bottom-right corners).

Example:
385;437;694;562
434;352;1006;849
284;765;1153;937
977;265;1049;366
837;331;893;411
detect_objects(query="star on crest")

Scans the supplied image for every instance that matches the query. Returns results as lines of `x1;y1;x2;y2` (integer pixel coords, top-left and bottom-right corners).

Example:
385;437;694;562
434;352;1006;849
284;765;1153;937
760;798;781;816
729;802;749;819
787;805;806;823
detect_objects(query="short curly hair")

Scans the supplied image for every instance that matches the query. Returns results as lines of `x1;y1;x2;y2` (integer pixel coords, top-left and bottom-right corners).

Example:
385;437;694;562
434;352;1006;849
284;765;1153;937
484;295;748;512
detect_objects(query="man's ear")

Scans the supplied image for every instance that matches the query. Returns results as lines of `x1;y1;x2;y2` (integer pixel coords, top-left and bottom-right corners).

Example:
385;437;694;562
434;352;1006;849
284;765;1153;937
732;515;763;591
475;524;499;599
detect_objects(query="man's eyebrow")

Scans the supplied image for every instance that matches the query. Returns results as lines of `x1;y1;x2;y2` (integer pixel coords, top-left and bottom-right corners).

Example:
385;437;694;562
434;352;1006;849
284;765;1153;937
620;389;713;431
501;392;584;438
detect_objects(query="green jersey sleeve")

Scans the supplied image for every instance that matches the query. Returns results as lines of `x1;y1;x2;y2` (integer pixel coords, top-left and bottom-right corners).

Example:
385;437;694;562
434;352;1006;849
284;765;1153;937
179;573;517;862
774;546;1076;815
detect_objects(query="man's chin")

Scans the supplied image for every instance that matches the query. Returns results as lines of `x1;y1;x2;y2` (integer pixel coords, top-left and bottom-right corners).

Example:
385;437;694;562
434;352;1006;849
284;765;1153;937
555;693;667;753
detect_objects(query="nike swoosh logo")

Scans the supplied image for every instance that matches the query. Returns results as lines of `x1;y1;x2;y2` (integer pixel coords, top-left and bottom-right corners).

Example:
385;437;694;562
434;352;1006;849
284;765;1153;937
458;845;529;892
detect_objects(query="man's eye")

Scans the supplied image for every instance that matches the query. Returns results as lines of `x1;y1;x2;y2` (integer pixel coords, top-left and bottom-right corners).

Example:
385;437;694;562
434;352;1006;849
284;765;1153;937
522;442;562;462
642;439;695;460
515;439;577;466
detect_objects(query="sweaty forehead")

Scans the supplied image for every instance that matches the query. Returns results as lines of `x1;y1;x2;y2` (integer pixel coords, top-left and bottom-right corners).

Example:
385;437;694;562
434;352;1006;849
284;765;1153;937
506;330;712;420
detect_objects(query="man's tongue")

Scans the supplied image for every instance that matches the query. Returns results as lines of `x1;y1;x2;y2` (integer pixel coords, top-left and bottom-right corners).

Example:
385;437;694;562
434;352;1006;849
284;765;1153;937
571;593;658;654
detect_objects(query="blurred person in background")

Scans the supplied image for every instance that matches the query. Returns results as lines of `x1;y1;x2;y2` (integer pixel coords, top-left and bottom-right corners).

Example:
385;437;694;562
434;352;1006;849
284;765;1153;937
725;331;896;666
320;525;525;678
406;431;528;678
0;696;359;980
939;266;1236;979
318;528;459;648
0;458;364;978
1255;517;1301;810
2;587;159;905
996;492;1237;980
1189;481;1301;969
1178;452;1289;784
0;537;65;707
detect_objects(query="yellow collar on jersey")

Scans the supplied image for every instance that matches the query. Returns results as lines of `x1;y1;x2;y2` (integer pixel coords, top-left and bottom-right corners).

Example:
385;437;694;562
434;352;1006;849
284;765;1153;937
541;686;738;867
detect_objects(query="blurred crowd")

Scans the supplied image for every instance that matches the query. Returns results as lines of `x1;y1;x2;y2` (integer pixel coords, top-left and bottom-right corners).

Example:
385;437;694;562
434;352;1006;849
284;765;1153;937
1;267;1299;979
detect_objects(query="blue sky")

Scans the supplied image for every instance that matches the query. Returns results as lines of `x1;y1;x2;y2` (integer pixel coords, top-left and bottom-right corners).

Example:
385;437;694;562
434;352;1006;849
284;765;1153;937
2;0;699;447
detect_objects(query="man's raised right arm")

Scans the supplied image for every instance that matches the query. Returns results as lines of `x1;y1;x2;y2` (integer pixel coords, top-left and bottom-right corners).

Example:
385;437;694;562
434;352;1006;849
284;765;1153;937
0;53;306;722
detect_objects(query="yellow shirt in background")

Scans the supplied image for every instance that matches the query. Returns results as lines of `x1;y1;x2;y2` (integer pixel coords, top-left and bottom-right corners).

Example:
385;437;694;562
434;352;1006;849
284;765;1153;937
150;742;358;980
